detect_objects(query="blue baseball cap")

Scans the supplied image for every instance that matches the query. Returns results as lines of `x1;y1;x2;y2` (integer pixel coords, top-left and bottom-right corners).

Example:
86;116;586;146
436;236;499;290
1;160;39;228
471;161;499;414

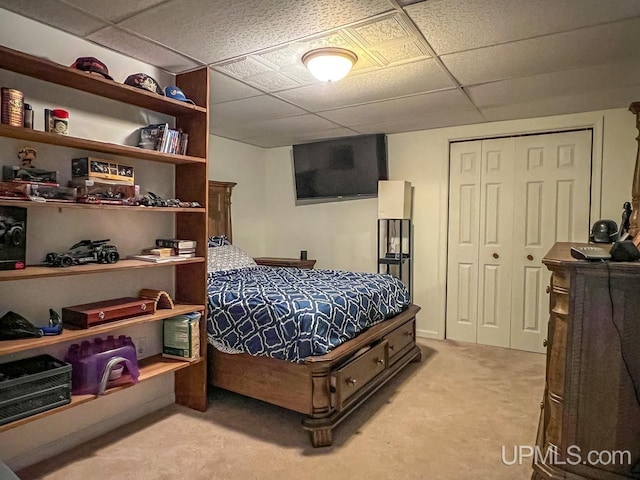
164;86;195;104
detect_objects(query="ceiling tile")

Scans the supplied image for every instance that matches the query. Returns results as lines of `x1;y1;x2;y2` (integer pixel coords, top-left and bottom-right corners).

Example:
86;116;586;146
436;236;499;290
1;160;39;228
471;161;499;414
210;96;307;128
351;109;485;134
442;17;640;86
119;0;394;64
210;13;430;94
318;89;470;126
406;0;640;55
87;27;202;74
210;70;262;104
240;127;360;148
277;59;455;111
235;114;343;139
0;0;107;36
62;0;166;23
480;84;640;122
467;62;640;109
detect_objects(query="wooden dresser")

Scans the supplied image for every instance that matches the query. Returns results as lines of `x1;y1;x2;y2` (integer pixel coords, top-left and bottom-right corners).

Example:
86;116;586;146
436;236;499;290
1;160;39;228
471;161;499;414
533;243;640;480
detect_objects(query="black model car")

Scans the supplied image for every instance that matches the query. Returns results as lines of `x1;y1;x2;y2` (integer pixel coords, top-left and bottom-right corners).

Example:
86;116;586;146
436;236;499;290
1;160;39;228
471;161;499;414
45;239;119;267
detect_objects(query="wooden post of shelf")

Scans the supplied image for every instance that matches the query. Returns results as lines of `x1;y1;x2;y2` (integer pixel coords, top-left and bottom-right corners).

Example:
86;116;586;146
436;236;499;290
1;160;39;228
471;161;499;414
629;102;640;238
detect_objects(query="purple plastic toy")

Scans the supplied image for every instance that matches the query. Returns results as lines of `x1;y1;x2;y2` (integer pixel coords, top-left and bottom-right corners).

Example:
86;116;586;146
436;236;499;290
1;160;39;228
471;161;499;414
65;335;139;395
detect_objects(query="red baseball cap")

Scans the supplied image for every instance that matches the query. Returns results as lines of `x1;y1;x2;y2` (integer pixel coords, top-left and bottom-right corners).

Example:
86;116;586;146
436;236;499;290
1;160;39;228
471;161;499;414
70;57;114;80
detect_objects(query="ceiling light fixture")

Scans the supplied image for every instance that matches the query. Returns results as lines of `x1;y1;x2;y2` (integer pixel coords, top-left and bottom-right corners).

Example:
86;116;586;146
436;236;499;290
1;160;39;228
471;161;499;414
302;47;358;83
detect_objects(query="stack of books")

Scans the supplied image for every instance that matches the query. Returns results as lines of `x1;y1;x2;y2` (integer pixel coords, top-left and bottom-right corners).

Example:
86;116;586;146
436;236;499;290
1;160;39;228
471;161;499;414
128;239;197;263
155;238;197;258
138;123;189;155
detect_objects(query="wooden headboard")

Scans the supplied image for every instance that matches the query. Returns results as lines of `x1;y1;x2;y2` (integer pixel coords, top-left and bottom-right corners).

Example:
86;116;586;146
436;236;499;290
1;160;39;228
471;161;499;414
208;180;236;242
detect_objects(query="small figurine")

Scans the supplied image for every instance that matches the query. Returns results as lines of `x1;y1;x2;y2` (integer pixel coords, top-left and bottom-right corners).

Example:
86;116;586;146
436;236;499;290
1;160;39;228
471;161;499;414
17;146;37;169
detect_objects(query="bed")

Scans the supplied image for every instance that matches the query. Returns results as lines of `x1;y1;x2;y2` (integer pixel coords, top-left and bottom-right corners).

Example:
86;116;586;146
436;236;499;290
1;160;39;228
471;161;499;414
206;181;421;447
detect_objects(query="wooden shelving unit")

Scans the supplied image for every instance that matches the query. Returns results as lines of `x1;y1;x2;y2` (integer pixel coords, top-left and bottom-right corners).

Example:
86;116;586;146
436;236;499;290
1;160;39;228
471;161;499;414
0;124;205;165
0;199;205;213
0;258;205;282
0;45;210;427
0;355;200;433
0;304;204;355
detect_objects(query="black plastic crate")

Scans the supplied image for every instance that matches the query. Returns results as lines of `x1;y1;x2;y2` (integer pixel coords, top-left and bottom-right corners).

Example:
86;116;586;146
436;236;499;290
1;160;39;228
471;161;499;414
0;354;71;426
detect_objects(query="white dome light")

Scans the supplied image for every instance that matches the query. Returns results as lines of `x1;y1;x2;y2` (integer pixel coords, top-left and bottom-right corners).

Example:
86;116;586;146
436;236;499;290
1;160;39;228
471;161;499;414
302;48;358;83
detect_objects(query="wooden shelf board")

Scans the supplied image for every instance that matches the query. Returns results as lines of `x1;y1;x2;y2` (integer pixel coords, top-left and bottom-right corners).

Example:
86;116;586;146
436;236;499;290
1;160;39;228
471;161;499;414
0;257;205;282
0;355;202;433
0;124;205;165
0;45;207;117
0;199;205;213
0;304;204;355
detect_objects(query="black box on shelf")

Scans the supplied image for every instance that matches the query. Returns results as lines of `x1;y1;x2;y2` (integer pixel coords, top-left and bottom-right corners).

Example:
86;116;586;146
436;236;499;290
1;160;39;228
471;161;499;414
0;354;72;426
2;165;58;185
0;205;26;270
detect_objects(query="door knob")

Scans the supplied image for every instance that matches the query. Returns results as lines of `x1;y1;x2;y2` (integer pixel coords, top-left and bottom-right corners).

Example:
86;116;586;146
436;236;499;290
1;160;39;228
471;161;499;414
492;253;499;259
527;255;534;261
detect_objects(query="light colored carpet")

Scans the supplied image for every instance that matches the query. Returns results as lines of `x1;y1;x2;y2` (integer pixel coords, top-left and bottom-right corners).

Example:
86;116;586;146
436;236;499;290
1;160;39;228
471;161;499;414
18;339;545;480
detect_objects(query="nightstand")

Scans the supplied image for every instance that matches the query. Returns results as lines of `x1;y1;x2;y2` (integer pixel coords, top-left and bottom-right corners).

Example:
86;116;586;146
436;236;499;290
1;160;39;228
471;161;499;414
253;257;316;269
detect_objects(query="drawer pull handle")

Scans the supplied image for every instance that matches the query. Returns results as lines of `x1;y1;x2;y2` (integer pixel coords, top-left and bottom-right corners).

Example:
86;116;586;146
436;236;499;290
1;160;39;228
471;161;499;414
346;377;357;386
388;344;394;350
98;311;105;320
376;358;384;365
404;331;412;337
141;303;147;311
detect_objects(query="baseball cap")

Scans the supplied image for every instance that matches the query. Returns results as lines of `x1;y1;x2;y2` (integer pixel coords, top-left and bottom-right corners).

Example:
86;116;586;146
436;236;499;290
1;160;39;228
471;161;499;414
124;73;163;95
164;86;195;104
70;57;113;80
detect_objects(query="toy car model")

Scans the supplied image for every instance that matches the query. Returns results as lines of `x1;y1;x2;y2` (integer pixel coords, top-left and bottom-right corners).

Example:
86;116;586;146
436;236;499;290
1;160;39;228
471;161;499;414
45;239;119;267
0;215;25;247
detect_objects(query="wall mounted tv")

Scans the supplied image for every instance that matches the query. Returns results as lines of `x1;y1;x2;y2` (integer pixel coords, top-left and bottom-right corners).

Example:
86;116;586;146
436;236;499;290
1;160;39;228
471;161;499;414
292;134;388;205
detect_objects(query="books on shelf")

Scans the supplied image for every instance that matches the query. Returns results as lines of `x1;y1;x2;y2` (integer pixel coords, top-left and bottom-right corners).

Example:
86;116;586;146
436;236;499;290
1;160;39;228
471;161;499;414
128;254;193;263
138;123;189;155
155;238;197;249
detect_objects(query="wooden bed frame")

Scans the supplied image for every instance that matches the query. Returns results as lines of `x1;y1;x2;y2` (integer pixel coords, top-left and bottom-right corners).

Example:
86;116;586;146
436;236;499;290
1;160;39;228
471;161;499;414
207;181;421;446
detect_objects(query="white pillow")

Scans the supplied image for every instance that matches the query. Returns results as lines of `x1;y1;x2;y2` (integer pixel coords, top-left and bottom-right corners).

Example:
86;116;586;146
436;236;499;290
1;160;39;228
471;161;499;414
207;244;257;272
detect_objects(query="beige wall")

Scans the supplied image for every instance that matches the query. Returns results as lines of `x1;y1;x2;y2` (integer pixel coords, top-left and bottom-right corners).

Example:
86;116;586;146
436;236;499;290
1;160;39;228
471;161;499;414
209;136;267;256
247;109;637;338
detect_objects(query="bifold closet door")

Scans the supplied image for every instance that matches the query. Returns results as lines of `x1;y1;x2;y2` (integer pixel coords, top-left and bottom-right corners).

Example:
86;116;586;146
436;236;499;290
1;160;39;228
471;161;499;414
446;131;591;351
509;131;591;353
446;139;515;347
446;141;481;343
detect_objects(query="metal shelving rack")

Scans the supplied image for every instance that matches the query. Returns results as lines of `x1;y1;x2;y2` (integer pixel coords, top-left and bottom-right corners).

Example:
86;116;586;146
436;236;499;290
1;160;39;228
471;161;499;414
377;218;412;300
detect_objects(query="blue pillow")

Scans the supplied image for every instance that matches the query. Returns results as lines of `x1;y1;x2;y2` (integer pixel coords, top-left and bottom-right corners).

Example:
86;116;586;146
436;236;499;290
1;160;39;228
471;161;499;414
207;235;231;248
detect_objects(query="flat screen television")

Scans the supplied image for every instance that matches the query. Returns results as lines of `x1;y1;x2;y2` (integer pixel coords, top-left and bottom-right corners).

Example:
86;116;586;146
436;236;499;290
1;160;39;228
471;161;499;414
292;134;388;205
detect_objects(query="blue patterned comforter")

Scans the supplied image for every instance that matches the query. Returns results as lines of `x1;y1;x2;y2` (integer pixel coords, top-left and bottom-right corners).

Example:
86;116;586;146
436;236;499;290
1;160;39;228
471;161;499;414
206;266;410;362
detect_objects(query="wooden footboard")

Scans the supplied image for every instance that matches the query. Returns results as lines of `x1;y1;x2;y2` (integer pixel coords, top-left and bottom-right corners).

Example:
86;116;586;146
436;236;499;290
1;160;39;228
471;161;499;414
209;304;421;446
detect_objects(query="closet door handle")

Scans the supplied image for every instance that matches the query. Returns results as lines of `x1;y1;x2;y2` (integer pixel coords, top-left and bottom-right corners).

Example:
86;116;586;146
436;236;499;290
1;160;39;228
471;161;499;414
492;253;499;259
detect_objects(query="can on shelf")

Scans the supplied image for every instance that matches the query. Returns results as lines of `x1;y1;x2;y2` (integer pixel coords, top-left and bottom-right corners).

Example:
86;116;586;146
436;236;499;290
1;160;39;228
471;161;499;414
51;109;69;135
1;88;25;127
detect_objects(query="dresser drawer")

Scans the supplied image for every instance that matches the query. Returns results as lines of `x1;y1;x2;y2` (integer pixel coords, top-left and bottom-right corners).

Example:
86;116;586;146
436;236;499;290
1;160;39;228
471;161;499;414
335;341;387;411
383;318;415;364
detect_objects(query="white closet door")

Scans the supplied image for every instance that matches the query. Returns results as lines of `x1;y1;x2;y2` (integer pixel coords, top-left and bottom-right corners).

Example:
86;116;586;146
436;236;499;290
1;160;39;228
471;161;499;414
476;138;515;348
446;141;481;343
509;130;592;353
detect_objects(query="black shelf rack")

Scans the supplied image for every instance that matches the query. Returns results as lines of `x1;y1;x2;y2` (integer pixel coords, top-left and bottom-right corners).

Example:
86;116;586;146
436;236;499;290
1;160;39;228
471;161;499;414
377;218;412;300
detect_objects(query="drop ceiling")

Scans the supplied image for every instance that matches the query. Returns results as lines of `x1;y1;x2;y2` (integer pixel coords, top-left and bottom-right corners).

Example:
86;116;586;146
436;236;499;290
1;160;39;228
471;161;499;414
2;0;640;148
